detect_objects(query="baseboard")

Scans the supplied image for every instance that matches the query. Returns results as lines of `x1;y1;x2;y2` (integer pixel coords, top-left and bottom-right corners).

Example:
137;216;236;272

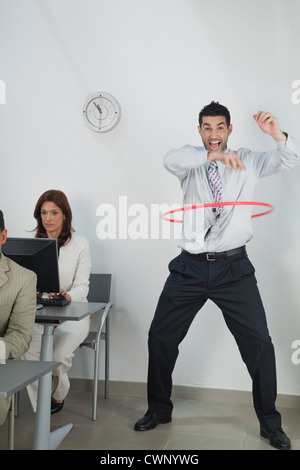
69;378;300;410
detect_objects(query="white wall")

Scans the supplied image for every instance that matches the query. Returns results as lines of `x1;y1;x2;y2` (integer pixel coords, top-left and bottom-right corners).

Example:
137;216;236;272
1;0;300;395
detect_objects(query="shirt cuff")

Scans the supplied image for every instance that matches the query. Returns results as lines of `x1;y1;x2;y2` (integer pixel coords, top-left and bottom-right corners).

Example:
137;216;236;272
0;340;6;364
285;135;300;156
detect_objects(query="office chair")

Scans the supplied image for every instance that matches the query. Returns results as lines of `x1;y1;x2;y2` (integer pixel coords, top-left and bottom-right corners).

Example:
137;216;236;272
80;273;113;421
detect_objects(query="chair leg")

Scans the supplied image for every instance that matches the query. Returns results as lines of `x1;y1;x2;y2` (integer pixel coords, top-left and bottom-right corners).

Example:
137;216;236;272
104;316;110;399
14;391;19;417
92;348;100;421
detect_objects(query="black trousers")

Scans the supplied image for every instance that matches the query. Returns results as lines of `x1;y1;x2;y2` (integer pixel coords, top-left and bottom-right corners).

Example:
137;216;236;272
147;249;281;432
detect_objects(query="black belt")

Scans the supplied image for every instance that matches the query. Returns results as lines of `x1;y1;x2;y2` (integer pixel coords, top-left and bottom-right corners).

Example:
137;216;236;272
182;246;246;261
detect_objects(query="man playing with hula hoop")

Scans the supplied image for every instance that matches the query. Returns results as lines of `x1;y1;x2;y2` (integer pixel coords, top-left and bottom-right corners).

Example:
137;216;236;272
134;101;300;450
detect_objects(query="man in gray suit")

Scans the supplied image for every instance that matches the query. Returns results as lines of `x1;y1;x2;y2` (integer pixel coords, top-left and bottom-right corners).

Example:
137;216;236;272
0;210;37;425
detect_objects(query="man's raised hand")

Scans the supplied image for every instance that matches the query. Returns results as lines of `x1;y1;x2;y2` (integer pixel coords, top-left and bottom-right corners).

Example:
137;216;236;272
253;111;287;142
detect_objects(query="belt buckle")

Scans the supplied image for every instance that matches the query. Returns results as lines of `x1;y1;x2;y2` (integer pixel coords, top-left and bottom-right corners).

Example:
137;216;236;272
206;253;216;262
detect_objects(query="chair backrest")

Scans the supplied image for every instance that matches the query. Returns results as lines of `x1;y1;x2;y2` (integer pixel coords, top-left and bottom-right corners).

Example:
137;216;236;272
87;273;112;303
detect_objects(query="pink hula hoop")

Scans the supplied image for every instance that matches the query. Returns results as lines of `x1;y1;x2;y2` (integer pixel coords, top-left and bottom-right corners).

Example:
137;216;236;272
162;201;274;223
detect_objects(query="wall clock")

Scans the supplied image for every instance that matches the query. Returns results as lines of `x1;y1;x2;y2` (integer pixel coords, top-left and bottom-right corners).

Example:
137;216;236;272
83;92;121;132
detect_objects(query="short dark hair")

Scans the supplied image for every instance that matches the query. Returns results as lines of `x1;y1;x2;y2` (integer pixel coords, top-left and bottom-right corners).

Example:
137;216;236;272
0;210;5;233
199;101;231;128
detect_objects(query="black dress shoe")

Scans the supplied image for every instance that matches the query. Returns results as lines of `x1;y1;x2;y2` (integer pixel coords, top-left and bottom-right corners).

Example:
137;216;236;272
51;399;64;414
260;426;291;450
134;410;172;431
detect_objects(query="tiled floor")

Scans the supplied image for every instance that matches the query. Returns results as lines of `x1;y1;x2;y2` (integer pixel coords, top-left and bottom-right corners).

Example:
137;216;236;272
1;386;300;451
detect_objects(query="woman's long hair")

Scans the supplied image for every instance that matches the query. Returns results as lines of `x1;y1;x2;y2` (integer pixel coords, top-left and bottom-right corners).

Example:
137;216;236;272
33;190;74;251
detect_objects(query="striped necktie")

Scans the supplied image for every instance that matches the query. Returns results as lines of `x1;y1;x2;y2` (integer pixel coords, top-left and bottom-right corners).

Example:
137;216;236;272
208;161;224;221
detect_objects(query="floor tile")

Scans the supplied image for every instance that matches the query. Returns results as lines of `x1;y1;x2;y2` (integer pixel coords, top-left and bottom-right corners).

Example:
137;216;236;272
0;388;299;451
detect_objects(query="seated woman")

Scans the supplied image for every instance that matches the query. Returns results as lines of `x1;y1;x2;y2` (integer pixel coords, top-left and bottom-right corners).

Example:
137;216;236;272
23;189;91;414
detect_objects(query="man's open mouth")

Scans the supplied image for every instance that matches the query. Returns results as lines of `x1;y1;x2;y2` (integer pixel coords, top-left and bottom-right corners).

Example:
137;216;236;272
208;140;221;151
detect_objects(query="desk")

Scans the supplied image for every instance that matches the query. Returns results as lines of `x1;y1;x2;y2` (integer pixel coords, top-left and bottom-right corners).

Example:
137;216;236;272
0;360;60;399
33;302;106;450
0;359;60;449
35;301;106;324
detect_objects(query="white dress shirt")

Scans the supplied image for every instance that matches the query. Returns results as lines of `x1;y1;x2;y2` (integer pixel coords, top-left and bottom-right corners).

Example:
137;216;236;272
164;136;300;254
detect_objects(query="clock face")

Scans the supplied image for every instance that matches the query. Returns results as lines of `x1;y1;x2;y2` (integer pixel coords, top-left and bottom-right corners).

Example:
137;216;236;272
83;92;121;132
